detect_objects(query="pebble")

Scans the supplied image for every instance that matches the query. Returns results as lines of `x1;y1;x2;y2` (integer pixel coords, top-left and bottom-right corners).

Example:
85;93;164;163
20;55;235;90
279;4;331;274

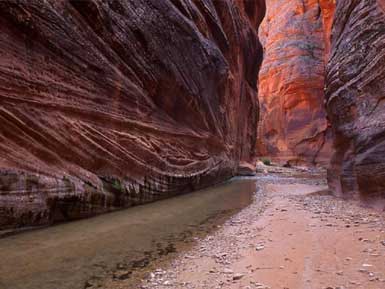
233;273;245;280
256;245;265;251
223;268;233;274
253;282;270;289
358;268;367;273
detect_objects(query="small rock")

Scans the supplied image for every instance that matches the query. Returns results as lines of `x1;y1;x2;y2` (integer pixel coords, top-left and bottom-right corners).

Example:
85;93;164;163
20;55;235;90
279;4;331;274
114;271;131;280
233;273;245;280
255;245;265;251
358;268;367;273
223;268;233;274
116;263;126;270
253;282;270;289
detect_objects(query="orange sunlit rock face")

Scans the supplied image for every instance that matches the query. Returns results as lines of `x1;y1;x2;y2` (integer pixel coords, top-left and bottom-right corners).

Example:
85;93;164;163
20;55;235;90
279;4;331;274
0;0;265;229
257;0;335;165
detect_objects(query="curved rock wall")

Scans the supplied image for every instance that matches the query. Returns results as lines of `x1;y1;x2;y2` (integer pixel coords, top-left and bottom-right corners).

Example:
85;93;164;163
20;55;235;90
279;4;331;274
257;0;334;165
0;0;265;229
325;0;385;201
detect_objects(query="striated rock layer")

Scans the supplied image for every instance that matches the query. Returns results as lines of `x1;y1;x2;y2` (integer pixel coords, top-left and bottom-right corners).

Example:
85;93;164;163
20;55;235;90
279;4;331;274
326;0;385;202
257;0;335;165
0;0;265;229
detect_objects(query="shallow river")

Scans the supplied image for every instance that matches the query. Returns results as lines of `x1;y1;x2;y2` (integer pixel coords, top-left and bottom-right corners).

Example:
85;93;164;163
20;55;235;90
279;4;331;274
0;178;257;289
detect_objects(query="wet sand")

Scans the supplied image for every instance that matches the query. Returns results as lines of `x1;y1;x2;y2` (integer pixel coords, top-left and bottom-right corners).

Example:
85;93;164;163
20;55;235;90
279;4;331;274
127;170;385;289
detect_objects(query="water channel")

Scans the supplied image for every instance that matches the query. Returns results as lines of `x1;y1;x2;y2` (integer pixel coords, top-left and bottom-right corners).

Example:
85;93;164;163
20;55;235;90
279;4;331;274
0;177;257;289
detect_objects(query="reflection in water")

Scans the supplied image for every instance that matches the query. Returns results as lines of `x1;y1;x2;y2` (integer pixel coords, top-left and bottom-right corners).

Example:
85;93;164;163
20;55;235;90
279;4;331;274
0;178;256;289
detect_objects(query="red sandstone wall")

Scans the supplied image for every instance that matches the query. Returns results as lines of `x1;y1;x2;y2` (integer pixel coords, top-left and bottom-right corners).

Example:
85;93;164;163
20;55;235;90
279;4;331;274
326;0;385;202
0;0;265;229
257;0;335;165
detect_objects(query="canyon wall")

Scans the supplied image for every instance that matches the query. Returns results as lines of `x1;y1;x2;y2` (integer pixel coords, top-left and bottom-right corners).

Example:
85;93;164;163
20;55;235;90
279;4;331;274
0;0;265;230
257;0;334;165
325;0;385;201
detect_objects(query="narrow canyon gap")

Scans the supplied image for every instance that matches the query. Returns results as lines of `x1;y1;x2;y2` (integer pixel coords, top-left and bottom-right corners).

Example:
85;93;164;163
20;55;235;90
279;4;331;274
257;0;335;165
0;0;265;229
258;0;385;203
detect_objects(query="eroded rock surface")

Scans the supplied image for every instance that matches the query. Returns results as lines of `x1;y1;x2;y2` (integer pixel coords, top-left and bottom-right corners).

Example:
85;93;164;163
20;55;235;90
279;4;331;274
325;0;385;201
0;0;265;229
257;0;335;165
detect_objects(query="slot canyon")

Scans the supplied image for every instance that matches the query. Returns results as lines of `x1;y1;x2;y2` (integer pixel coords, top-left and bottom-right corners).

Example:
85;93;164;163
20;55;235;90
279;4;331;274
0;1;384;289
257;0;334;165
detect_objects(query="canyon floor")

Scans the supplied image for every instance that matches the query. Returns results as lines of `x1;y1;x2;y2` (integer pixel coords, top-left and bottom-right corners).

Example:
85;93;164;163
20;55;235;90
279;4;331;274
102;168;385;289
1;168;384;289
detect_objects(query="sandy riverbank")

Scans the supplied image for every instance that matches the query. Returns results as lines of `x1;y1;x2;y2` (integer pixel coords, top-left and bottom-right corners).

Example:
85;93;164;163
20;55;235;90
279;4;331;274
101;169;385;289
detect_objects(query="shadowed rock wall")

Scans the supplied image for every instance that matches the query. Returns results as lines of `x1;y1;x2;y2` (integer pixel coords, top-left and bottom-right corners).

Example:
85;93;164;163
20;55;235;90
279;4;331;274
0;0;265;229
257;0;335;165
326;0;385;202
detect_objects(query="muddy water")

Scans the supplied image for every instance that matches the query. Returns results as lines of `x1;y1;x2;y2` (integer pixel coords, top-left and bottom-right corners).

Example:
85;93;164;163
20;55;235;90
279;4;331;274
0;178;256;289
